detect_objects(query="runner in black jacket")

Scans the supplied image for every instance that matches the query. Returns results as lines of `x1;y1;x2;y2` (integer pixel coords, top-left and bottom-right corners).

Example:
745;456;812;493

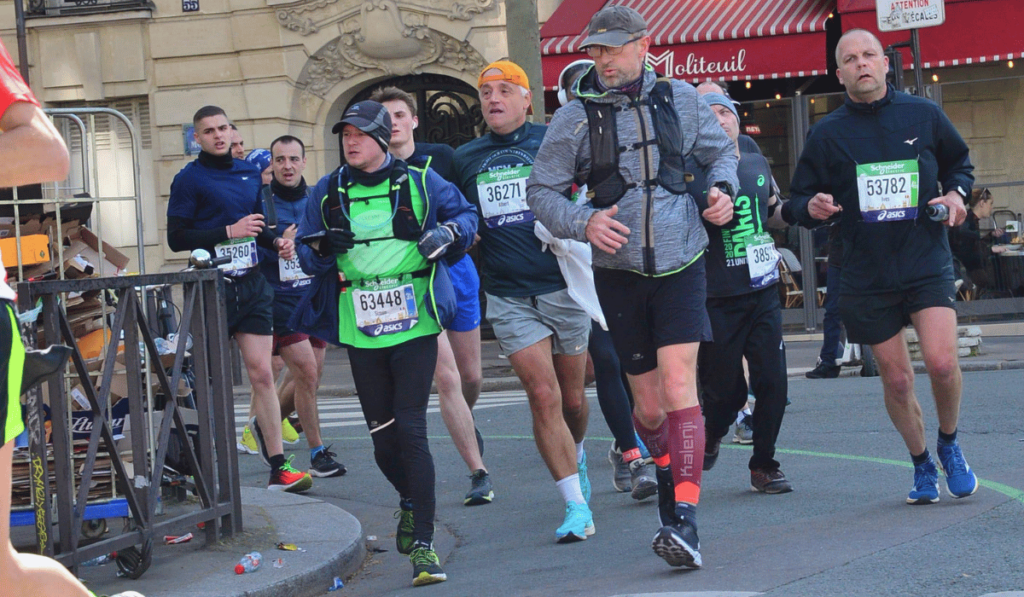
788;29;978;507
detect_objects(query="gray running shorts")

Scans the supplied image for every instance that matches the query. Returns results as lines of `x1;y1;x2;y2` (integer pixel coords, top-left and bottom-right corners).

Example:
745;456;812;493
484;288;591;357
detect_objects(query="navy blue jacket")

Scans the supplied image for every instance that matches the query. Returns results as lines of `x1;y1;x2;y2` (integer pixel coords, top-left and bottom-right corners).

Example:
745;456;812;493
289;157;478;346
788;85;973;295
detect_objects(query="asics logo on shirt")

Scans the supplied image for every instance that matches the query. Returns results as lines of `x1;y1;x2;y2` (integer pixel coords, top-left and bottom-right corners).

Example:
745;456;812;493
904;138;918;146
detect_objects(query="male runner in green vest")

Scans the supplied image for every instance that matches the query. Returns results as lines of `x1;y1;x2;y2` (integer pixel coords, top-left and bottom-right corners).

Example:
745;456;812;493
296;100;477;587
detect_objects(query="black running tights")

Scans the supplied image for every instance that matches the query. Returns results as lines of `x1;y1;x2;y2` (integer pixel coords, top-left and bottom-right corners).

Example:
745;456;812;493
347;334;438;544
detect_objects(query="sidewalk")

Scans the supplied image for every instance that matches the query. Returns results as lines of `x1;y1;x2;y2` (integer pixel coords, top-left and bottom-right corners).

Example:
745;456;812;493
76;488;363;597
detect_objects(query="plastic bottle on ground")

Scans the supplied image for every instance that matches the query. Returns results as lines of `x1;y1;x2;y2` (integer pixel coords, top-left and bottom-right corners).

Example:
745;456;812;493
235;551;262;574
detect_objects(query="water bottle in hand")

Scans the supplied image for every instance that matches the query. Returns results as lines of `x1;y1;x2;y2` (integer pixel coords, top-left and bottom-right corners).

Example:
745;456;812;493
235;551;262;574
926;204;949;222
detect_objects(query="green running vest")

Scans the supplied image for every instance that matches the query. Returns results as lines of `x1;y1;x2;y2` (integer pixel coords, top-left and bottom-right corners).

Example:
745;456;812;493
326;169;441;349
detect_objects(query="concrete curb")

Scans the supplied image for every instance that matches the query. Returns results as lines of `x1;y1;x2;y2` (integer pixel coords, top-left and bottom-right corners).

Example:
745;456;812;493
234;488;365;597
78;487;365;597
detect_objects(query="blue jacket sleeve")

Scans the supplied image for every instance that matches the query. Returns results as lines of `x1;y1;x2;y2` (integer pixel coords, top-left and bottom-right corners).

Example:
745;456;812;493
297;173;335;276
425;168;477;254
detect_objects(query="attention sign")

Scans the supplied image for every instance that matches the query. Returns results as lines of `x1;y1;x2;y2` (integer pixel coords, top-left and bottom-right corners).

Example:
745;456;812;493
876;0;945;31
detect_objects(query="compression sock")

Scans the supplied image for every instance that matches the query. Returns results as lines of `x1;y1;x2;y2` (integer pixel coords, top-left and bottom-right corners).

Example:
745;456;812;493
666;406;705;505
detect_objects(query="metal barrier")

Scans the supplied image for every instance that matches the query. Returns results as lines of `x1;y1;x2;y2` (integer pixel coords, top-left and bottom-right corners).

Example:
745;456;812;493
16;269;241;572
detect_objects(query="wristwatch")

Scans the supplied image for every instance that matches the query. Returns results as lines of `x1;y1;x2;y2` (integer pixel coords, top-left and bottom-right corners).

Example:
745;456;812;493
712;181;735;199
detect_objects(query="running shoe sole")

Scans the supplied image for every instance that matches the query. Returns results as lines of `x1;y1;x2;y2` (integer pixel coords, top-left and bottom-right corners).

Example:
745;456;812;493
555;522;595;544
464;491;494;506
236;441;257;455
651;526;702;568
907;494;940;505
309;465;345;478
631;477;658;501
249;416;271;467
268;474;312;493
413;571;448;587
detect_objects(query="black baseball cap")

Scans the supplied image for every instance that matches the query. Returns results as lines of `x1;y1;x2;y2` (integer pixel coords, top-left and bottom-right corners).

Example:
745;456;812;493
580;5;647;49
332;100;392;152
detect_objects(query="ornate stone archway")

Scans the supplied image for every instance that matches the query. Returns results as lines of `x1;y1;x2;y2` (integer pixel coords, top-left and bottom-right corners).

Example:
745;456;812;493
280;0;496;172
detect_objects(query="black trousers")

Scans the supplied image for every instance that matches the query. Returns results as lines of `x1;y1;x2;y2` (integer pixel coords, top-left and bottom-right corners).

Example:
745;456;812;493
588;321;637;452
347;334;438;544
698;286;788;471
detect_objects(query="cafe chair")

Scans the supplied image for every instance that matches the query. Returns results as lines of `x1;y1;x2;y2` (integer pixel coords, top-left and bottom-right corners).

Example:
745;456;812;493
777;247;825;308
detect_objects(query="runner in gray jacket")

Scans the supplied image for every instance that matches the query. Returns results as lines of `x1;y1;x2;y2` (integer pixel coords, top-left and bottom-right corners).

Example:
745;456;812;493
526;5;737;570
528;68;737;275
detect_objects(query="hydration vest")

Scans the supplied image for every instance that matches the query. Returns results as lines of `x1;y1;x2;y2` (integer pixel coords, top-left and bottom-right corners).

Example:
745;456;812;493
580;76;691;208
320;160;445;349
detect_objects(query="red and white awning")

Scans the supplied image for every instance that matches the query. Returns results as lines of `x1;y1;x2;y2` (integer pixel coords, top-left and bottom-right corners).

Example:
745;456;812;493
539;0;835;87
838;0;1024;70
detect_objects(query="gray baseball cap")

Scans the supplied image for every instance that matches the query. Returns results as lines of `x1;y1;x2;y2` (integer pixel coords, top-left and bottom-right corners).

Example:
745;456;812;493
580;5;647;48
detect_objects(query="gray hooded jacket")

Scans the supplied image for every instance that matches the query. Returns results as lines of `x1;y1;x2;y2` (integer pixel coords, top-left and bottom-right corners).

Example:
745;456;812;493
526;66;739;276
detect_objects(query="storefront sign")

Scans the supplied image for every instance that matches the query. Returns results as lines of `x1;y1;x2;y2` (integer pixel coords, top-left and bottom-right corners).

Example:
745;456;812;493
744;124;761;135
876;0;945;31
647;48;748;78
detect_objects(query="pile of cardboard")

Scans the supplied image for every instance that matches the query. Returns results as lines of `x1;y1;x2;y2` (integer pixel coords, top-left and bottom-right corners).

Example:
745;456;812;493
1;203;130;284
3;204;137;510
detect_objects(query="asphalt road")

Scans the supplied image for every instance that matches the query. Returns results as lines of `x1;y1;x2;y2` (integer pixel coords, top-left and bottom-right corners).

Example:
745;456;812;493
236;369;1024;597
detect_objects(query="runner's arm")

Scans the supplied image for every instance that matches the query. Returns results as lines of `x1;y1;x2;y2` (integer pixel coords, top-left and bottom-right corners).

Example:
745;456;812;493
426;168;477;254
0;102;69;186
527;107;596;242
296;174;335;276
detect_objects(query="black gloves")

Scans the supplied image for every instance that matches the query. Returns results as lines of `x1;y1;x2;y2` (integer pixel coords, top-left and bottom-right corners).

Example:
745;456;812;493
417;223;459;261
318;228;356;257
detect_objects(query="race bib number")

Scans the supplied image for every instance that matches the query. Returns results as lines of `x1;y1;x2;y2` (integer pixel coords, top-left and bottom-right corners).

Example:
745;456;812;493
214;237;257;276
352;280;419;337
476;166;535;228
278;256;312;289
857;160;919;223
744;232;780;288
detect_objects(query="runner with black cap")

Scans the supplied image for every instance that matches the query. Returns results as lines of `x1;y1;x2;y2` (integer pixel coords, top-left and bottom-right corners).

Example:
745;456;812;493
294;100;477;587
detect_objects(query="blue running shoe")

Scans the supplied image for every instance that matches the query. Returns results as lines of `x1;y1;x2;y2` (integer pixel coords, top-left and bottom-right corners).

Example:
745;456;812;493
936;439;978;498
635;430;652;463
577;451;591;504
555;501;595;543
907;458;939;505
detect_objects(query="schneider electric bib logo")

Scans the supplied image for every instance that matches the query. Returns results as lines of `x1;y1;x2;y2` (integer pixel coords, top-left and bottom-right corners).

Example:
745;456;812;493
647;49;747;78
867;162;907;176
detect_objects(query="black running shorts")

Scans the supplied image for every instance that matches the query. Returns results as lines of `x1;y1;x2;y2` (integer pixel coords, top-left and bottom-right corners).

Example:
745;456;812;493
226;270;275;337
593;257;713;375
838;278;957;346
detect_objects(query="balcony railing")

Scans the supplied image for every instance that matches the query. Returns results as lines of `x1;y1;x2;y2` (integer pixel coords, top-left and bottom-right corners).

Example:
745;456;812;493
27;0;152;18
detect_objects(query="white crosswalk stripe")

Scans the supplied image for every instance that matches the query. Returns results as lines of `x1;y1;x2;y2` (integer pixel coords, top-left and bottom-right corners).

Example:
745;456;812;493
233;390;600;430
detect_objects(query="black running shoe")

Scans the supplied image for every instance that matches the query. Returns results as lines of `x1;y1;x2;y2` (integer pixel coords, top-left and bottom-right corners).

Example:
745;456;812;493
750;468;794;494
309;446;347;478
805;360;841;379
703;433;721;471
464;469;494;506
652;516;702;569
409;541;447;586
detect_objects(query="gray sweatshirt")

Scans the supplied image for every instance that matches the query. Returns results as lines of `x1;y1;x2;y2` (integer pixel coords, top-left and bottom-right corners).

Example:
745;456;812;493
526;67;739;276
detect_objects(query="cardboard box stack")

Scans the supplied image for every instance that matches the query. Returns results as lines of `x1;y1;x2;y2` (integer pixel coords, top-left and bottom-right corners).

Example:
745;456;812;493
5;204;135;510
